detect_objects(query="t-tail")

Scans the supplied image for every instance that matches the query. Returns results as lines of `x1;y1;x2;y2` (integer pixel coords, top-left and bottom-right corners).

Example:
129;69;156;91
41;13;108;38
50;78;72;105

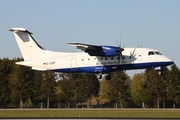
9;28;62;71
9;28;46;61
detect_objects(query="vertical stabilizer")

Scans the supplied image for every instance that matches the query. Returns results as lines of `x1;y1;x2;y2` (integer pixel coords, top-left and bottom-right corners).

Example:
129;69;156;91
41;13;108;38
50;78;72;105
9;28;45;61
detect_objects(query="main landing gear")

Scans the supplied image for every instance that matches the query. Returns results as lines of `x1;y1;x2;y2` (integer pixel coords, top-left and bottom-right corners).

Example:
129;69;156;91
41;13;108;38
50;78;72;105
105;74;111;80
96;73;111;80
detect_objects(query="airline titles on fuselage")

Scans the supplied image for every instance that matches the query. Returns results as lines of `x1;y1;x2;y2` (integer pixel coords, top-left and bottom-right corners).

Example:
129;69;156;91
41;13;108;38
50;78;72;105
97;60;126;65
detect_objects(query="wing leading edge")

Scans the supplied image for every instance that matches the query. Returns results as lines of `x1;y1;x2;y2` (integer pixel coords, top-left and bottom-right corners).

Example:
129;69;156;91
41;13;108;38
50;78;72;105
68;43;102;51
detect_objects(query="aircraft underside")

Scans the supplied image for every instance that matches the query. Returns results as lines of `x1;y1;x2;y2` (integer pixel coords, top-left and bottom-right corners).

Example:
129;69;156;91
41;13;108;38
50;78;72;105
52;61;173;80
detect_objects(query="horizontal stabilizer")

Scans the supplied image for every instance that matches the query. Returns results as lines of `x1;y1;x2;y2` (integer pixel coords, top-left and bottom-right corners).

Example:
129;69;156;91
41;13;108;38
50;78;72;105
9;28;33;34
16;61;47;71
16;61;29;66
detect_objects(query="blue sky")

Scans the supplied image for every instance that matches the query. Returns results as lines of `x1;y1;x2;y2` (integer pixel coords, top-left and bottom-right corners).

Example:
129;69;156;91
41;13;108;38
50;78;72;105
0;0;179;77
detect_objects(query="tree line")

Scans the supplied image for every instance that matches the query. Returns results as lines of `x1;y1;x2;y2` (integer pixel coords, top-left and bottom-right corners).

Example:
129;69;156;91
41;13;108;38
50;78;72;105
0;58;180;108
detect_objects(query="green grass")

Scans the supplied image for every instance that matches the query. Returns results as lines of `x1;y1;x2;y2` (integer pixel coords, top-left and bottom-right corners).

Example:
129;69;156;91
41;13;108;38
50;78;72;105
0;109;180;118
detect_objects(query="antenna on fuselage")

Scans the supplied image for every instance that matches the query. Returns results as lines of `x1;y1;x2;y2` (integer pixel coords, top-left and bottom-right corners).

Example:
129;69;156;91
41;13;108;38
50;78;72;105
120;36;121;47
137;41;143;48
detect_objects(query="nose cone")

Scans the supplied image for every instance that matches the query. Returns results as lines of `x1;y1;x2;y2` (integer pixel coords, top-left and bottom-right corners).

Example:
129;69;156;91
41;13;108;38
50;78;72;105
166;60;174;66
163;56;174;66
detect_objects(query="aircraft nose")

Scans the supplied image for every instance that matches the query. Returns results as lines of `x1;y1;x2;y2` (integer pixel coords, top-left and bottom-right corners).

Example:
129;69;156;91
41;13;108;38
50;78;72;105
169;60;174;65
165;58;174;66
160;55;174;66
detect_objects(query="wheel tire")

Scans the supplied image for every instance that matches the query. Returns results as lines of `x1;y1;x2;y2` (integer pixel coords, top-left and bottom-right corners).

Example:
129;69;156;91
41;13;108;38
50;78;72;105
105;75;111;80
97;74;102;79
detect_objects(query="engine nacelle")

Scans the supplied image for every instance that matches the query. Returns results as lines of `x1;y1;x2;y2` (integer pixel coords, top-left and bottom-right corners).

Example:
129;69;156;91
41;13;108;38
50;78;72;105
85;46;121;57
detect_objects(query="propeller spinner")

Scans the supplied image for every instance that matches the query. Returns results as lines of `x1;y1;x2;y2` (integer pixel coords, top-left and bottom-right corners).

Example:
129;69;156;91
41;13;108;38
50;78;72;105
117;47;124;62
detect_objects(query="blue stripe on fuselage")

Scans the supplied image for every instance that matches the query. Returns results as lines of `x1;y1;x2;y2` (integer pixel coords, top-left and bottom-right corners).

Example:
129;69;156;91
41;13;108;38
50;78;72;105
51;61;173;73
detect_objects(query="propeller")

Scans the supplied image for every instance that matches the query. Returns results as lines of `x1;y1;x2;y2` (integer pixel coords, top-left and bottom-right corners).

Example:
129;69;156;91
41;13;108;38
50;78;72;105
116;38;124;63
117;47;124;63
130;48;136;59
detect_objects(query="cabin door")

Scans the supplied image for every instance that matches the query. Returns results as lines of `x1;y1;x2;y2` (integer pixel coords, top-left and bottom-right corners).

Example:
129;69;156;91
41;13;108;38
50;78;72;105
71;58;77;71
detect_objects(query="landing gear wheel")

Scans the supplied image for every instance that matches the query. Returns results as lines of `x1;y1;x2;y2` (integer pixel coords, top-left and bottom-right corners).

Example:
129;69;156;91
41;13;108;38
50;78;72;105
96;74;102;79
105;75;111;80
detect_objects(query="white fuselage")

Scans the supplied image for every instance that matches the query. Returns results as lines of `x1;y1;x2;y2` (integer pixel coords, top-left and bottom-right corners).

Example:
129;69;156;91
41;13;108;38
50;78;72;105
17;48;173;74
9;27;173;75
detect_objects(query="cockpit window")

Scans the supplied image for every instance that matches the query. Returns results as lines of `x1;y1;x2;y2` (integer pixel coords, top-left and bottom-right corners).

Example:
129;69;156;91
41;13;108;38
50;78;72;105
148;51;154;55
148;51;163;56
154;51;162;55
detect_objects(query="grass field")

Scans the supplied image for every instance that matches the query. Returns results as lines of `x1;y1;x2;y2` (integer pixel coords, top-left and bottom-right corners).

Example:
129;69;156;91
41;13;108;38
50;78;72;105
0;109;180;118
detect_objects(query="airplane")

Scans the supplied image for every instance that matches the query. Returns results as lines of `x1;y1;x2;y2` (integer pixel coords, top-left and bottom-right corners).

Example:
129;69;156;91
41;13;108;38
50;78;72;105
9;28;174;80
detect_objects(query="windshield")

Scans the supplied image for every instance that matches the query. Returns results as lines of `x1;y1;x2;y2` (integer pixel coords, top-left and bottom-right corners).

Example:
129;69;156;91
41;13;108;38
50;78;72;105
154;51;162;55
148;51;163;56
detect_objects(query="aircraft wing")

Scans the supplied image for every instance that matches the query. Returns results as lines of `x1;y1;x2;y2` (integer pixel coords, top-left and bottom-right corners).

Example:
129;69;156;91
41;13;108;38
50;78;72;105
68;43;123;57
68;43;102;52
